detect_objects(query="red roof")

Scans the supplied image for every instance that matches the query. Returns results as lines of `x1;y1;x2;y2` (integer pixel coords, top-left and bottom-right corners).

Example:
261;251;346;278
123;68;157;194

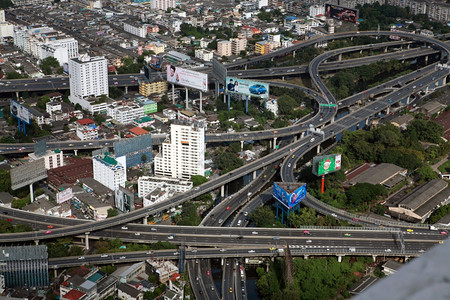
62;289;86;300
170;273;181;282
434;110;450;141
129;127;149;136
77;118;95;125
346;163;371;181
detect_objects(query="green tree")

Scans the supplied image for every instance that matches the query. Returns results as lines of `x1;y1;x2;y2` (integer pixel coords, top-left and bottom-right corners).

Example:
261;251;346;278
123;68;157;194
250;206;276;227
416;165;438;182
94;113;106;125
191;175;208;187
214;152;243;174
288;207;317;227
0;170;11;193
277;95;297;115
107;208;119;218
178;201;201;226
36;96;51;110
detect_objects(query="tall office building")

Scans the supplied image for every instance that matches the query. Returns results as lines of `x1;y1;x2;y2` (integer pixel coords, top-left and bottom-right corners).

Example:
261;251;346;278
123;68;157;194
154;121;205;180
69;54;109;113
93;153;126;191
0;245;49;288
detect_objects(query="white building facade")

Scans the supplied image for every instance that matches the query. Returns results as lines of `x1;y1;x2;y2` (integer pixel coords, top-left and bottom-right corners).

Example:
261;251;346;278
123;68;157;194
93;154;126;191
29;149;64;170
151;0;176;11
107;104;145;125
69;54;109;113
138;176;193;198
154;121;205;180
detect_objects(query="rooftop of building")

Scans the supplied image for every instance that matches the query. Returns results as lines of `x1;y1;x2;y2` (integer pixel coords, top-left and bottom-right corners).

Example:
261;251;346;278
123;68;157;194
347;163;406;186
383;260;404;271
78;177;113;196
0;191;13;205
397;179;448;211
117;283;141;298
0;245;47;261
77;118;95;126
130;127;149;136
62;289;86;300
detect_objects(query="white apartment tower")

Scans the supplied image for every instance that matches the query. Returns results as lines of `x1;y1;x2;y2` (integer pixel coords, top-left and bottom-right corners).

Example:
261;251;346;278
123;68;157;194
154;121;205;180
69;54;108;112
151;0;176;11
93;154;126;191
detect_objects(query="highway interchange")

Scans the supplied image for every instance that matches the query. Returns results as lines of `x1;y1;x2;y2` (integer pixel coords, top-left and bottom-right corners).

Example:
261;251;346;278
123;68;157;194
0;31;449;299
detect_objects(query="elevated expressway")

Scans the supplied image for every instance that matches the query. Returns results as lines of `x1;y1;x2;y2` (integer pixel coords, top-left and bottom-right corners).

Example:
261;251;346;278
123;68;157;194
0;31;449;242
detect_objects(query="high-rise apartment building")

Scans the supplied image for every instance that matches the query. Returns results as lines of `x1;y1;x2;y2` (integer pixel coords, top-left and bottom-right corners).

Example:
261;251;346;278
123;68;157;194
151;0;176;11
93;153;126;191
154;121;205;180
0;245;49;288
217;40;232;57
230;38;247;55
69;54;109;113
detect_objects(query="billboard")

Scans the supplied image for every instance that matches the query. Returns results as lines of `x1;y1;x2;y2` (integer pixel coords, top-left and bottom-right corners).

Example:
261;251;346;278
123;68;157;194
149;55;162;70
34;139;47;156
115;187;134;212
273;182;307;210
10;100;31;125
325;4;358;23
57;188;73;204
312;154;342;176
226;77;269;99
166;64;208;92
212;58;227;84
10;159;47;190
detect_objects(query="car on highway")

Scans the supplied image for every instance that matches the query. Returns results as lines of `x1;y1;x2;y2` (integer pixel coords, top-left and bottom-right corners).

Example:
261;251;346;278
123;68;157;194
191;249;197;253
438;241;444;244
218;219;223;224
101;254;108;258
344;233;351;237
78;256;85;260
252;231;258;235
151;227;157;231
219;248;226;252
119;256;126;259
114;82;118;85
440;231;447;235
47;225;54;229
306;240;312;243
303;230;311;235
406;229;414;232
135;232;141;236
292;155;295;158
244;211;248;217
6;218;11;222
226;206;231;210
45;230;52;234
229;287;233;293
206;270;211;275
121;226;128;230
352;218;359;222
331;213;337;217
272;237;280;240
385;249;392;252
249;84;267;95
168;235;174;239
147;251;153;254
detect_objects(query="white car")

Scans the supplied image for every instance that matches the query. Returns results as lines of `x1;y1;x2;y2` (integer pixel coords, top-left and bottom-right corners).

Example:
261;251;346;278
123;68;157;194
219;248;226;252
248;250;255;253
331;213;337;217
119;256;126;259
168;236;174;239
252;231;258;235
151;227;157;231
100;254;108;258
121;226;128;230
78;256;85;260
135;232;141;236
192;249;198;253
385;249;392;252
173;252;179;255
306;240;312;243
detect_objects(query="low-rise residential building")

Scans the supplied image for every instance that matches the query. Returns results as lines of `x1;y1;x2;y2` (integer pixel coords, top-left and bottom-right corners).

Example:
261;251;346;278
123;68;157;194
117;283;143;300
143;187;168;207
133;116;155;128
195;49;214;62
266;98;278;117
138;176;193;198
77;124;99;140
118;262;146;284
217;40;232;57
29;149;64;170
139;81;168;97
107;104;145;125
162;109;177;120
382;260;404;276
124;22;148;38
230;38;247;55
146;260;178;284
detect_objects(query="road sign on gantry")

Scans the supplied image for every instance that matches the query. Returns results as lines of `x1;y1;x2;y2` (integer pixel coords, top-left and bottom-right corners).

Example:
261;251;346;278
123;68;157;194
10;159;47;190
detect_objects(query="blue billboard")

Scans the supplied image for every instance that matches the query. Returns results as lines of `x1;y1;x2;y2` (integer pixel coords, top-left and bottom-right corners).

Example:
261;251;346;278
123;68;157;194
273;182;306;209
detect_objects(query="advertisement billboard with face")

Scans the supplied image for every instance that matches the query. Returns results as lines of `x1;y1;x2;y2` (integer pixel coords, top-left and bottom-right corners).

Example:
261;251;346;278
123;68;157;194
273;182;307;210
10;100;31;124
325;4;358;23
166;64;208;92
226;77;269;99
57;188;73;204
313;154;342;176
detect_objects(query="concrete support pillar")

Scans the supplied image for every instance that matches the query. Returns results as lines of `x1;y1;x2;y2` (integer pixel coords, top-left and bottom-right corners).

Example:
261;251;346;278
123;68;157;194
221;258;224;266
172;84;175;104
293;50;296;58
125;86;128;94
407;44;410;49
386;106;390;115
85;234;89;250
15;91;19;99
304;255;309;260
185;87;189;110
74;149;78;156
199;91;203;113
301;132;305;138
273;137;277;150
384;47;388;53
360;50;363;55
338;53;342;61
425;55;428;64
294;135;297;142
406;96;410;105
269;139;272;149
266;263;270;272
365;118;369;126
54;269;57;278
30;183;34;203
282;76;284;81
34;240;39;245
158;145;162;153
337;255;342;263
253;170;257;179
442;76;447;85
245;64;247;70
221;185;225;198
143;216;147;224
240;140;244;151
271;57;274;62
316;144;320;154
405;256;410;262
372;255;377;262
426;86;429;94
